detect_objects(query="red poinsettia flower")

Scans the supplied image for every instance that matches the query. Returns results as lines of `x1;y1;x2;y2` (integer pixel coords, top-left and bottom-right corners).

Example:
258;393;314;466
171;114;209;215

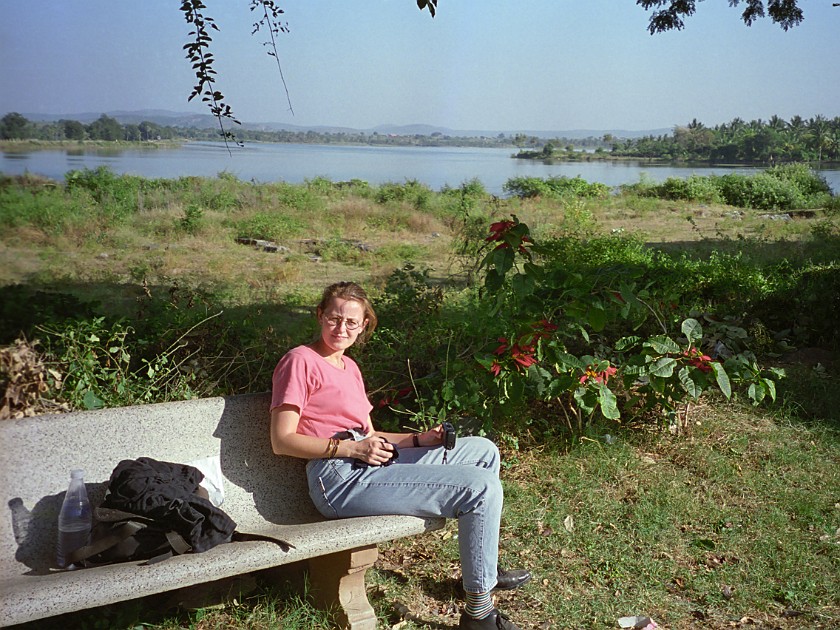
527;319;557;341
486;220;515;242
493;337;509;355
579;365;617;385
489;360;502;377
683;348;713;373
510;343;538;370
532;319;558;332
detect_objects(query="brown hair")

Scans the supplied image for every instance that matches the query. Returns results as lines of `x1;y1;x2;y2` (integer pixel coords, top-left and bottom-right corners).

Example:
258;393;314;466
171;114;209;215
316;281;378;342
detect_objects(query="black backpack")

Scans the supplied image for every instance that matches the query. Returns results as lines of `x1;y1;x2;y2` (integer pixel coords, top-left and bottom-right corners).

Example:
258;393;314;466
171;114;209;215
68;457;292;567
70;506;194;566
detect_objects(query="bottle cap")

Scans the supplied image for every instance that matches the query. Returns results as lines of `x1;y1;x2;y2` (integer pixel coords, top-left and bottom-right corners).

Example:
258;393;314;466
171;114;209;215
70;469;85;479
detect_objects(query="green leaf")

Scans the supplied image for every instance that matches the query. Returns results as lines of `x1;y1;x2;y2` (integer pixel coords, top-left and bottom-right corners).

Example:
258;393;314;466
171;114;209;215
622;363;645;377
574;387;596;415
768;367;786;379
485;269;504;293
577;325;590;343
763;377;777;402
649;357;677;378
645;335;681;354
511;272;536;299
678;366;701;399
615;336;642;352
83;390;104;410
681;318;703;345
508;377;525;405
712;362;732;399
588;306;607;332
528;364;549;397
523;261;544;280
492;246;515;275
553;352;587;371
598;384;620;419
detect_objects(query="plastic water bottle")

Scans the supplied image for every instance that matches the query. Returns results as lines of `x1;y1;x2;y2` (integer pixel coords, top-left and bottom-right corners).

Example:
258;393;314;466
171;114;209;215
56;469;92;569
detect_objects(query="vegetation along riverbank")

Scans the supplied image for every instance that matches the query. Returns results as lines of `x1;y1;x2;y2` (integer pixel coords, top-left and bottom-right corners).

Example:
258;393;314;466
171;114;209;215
4;111;839;165
515;115;840;166
1;165;838;628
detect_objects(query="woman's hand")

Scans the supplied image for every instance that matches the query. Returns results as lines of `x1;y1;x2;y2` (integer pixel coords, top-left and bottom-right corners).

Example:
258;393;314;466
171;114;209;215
349;435;397;466
417;424;446;447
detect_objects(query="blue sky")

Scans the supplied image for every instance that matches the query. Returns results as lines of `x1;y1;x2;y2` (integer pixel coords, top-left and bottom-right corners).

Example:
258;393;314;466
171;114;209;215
1;1;838;132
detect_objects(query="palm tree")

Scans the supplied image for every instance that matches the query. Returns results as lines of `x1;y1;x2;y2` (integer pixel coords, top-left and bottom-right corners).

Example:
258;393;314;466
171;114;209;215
806;115;829;165
768;115;787;131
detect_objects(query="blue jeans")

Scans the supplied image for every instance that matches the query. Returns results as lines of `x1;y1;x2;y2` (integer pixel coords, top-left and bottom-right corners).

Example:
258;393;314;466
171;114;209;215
306;436;503;593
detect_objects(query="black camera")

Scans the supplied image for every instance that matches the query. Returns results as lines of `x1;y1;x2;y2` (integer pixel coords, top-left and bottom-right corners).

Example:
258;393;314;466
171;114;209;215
442;421;456;450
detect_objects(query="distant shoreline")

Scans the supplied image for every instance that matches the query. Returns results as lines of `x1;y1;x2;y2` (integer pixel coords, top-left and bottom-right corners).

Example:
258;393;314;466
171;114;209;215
3;139;838;171
0;139;183;151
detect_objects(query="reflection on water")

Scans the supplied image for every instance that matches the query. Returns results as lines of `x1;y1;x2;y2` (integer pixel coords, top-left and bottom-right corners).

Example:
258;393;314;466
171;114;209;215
2;142;838;195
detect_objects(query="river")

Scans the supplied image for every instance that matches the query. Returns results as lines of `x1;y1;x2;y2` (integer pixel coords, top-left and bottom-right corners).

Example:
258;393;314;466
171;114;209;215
2;141;839;195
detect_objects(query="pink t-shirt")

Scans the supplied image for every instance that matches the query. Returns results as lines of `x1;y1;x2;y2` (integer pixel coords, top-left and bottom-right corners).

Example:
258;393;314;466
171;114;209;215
271;345;373;438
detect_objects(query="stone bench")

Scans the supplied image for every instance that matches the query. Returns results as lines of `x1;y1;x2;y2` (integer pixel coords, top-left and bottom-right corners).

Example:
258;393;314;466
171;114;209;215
0;392;445;628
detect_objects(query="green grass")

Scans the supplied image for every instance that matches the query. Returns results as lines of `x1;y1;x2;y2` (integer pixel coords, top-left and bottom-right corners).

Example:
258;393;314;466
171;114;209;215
377;406;840;629
22;406;838;629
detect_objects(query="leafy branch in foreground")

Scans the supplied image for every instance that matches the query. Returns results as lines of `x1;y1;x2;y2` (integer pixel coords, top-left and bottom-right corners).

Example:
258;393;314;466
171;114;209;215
180;0;242;151
250;0;294;116
178;1;294;150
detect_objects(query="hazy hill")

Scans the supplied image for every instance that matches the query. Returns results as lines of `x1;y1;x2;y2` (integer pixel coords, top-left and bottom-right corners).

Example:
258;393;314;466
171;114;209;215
18;109;670;139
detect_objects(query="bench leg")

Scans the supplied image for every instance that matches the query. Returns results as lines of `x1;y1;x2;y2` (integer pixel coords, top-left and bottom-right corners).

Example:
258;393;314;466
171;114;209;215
308;545;379;630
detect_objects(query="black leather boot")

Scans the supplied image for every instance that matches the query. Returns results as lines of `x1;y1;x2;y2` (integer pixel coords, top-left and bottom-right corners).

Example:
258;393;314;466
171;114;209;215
459;608;521;629
494;568;532;591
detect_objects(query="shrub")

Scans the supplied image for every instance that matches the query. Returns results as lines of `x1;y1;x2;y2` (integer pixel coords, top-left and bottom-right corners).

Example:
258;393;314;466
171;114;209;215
715;172;804;210
271;182;325;213
0;183;88;233
179;204;204;235
504;176;609;199
765;163;831;197
657;175;722;203
230;212;306;242
64;166;146;221
375;180;433;210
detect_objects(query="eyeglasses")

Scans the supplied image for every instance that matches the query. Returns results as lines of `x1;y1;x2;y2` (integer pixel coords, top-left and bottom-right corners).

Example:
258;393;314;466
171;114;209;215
323;316;364;331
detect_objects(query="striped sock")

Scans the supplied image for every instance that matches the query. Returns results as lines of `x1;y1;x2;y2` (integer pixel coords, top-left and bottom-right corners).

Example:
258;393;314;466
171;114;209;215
465;590;494;619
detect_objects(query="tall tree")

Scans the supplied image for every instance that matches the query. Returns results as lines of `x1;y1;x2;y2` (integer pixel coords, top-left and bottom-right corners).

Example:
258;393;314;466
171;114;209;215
0;112;30;140
87;114;123;141
60;119;86;141
806;115;829;164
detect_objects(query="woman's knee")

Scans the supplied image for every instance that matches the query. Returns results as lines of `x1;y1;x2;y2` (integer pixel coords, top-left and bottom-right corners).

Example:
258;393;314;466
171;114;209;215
459;436;501;473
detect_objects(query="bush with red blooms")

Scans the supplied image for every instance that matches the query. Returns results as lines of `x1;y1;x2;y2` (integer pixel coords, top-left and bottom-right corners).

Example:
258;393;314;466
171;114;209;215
467;215;782;433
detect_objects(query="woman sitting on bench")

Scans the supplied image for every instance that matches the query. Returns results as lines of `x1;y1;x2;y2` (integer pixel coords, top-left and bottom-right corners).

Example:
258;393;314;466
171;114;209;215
269;281;529;630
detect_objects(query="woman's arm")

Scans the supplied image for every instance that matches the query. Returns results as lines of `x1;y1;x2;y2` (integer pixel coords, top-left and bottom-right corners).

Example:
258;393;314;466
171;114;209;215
373;423;445;449
271;404;398;465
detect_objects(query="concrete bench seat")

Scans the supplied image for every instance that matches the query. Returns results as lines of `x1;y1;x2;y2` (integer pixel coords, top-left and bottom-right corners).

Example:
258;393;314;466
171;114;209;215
0;392;445;628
